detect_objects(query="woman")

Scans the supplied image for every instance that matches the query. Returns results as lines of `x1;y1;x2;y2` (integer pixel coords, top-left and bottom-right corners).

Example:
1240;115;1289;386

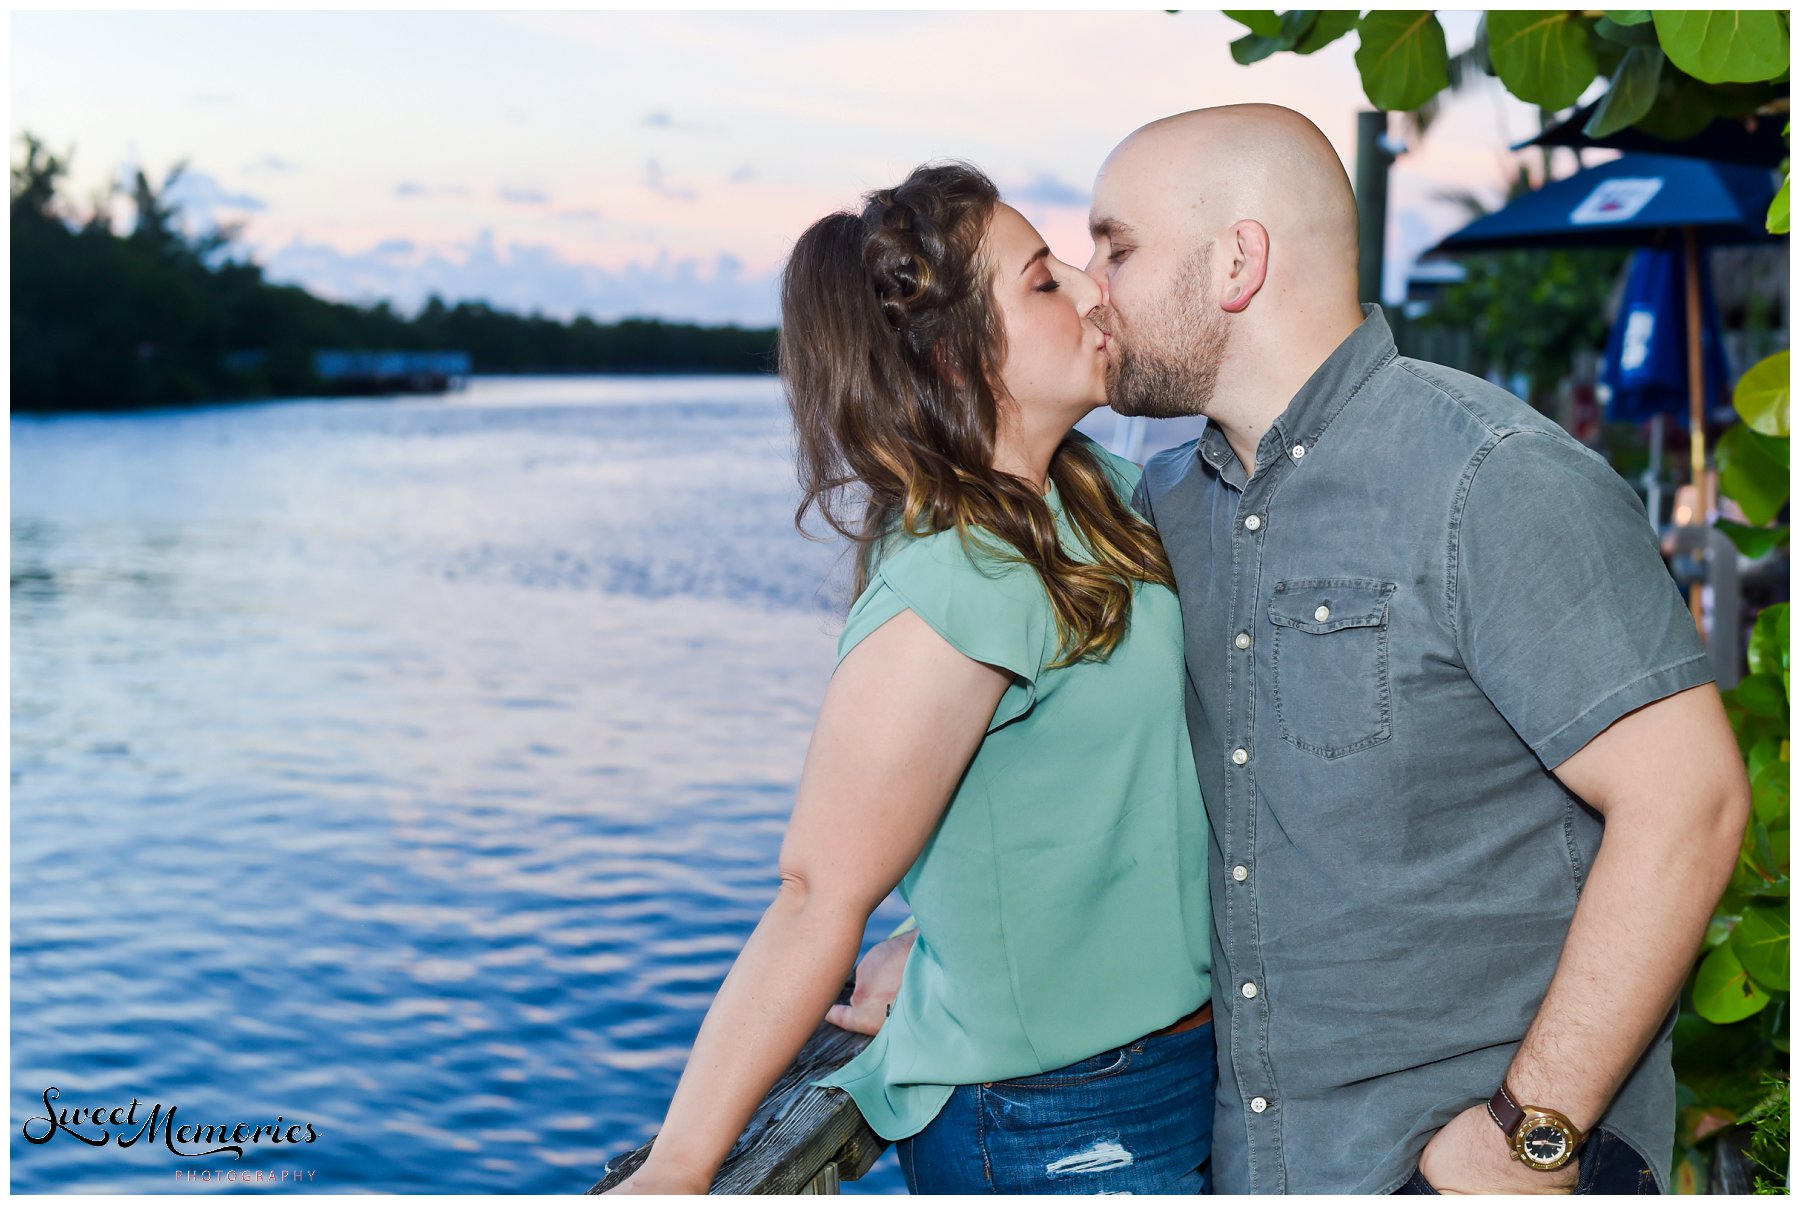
606;162;1213;1195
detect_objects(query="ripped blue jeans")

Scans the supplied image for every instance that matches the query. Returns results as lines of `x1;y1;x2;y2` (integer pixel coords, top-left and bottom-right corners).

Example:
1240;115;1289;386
897;1021;1216;1194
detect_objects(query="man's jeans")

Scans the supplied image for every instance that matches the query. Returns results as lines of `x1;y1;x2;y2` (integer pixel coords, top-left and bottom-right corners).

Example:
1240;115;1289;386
897;1021;1216;1194
1394;1128;1659;1195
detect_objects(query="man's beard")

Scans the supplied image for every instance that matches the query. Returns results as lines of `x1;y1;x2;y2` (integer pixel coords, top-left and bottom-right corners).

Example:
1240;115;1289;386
1104;247;1231;420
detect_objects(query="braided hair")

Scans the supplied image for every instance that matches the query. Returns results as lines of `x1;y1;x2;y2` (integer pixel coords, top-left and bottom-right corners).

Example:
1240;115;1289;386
781;161;1173;667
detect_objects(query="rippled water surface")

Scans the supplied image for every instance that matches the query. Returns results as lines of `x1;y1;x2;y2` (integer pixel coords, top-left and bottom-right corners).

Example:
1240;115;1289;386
12;377;1197;1194
13;377;880;1193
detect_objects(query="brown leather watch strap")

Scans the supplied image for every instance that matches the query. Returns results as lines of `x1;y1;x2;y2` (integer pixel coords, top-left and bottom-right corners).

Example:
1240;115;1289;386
1487;1081;1525;1138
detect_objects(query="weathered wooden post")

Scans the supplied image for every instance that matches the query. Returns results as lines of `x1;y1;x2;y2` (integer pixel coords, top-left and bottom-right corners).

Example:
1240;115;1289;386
589;982;888;1195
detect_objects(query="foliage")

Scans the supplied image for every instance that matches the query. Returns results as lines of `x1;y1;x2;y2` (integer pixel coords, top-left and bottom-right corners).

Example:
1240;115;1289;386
1486;11;1598;111
1652;11;1790;86
1734;349;1791;439
1716;426;1789;529
1744;1073;1790;1193
10;133;777;412
1220;9;1791;1193
1218;11;1790;223
1413;238;1629;406
1353;12;1450;111
1405;163;1627;406
1664;352;1789;1195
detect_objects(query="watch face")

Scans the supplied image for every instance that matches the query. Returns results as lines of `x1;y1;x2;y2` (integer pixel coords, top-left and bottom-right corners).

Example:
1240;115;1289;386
1521;1123;1570;1166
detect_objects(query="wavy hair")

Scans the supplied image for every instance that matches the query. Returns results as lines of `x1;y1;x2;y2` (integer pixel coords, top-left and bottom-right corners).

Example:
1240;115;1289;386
780;161;1173;667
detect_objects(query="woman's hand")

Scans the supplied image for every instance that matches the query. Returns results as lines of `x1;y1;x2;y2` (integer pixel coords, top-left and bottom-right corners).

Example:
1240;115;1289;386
825;928;917;1035
602;1161;714;1195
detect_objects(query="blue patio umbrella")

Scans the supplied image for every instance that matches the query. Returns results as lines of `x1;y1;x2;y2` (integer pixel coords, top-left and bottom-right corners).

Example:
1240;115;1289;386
1601;246;1733;430
1426;152;1778;254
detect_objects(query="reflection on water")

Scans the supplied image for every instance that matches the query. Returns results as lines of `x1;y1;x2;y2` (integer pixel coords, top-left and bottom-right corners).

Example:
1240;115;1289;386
11;377;1200;1193
12;378;867;1192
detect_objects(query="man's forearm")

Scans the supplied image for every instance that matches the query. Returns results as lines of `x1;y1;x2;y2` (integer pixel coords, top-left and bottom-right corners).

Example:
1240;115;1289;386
1506;797;1745;1130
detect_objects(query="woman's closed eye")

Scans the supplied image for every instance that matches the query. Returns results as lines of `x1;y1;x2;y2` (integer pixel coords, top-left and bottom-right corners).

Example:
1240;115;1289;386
1035;278;1062;294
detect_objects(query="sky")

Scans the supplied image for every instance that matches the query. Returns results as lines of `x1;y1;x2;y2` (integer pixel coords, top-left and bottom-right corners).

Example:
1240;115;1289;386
11;8;1561;327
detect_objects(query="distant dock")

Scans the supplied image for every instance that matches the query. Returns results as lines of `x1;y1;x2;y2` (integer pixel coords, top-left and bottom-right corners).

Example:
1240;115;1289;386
313;350;471;395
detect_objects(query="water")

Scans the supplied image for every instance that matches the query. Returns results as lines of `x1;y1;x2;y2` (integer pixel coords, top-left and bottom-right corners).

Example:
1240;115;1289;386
11;376;1201;1194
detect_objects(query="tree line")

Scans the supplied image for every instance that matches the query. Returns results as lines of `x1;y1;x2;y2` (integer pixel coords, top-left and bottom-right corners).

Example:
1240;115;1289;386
11;133;778;413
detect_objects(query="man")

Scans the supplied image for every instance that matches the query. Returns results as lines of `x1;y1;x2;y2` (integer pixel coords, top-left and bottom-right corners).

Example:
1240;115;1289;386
836;104;1750;1194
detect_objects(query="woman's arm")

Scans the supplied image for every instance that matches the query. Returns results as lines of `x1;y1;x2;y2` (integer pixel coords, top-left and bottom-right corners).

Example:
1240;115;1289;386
606;609;1012;1193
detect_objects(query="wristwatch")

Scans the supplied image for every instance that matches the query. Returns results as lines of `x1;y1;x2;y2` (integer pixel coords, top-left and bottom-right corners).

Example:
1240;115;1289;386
1487;1081;1585;1171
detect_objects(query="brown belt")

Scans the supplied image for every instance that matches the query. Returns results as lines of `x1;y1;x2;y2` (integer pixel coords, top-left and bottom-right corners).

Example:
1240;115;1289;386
1145;999;1213;1040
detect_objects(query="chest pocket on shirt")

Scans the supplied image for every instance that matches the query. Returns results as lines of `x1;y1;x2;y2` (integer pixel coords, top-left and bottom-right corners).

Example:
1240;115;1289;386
1268;578;1397;759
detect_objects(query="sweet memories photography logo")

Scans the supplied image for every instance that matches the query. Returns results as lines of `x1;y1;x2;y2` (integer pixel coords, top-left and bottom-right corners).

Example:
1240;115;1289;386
22;1086;321;1159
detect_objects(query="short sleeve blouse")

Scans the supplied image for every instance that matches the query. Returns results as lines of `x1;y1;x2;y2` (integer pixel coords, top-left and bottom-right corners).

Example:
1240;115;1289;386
809;439;1213;1140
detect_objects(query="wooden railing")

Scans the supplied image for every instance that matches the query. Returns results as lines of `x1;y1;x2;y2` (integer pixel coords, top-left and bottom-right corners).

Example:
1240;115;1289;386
589;981;887;1195
589;967;1764;1194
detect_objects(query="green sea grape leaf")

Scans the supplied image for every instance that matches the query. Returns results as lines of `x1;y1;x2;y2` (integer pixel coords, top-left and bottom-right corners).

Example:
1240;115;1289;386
1295;9;1357;54
1716;425;1790;527
1586;46;1664;137
1730;901;1790;992
1597;16;1661;47
1715;519;1789;559
1693;940;1772;1022
1752;760;1790;830
1489;11;1600;110
1746;604;1790;687
1223;10;1283;37
1733;350;1790;437
1654;10;1790;85
1355;11;1451;111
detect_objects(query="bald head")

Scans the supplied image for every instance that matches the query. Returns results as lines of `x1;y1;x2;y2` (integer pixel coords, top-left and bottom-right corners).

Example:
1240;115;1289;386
1083;104;1367;426
1092;104;1359;295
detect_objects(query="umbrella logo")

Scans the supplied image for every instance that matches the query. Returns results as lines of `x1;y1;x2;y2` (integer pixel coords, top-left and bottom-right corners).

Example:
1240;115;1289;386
1570;177;1665;225
1619;308;1657;372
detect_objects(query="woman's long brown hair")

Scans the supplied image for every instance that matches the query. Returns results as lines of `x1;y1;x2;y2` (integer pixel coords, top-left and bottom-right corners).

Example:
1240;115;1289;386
780;161;1173;667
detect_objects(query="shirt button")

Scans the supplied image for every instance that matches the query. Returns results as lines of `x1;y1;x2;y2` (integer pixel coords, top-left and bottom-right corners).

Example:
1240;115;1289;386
1243;514;1262;532
1314;604;1330;622
1292;444;1307;460
1232;864;1248;882
1251;1096;1269;1113
1234;632;1252;650
1242;981;1259;999
1231;747;1249;765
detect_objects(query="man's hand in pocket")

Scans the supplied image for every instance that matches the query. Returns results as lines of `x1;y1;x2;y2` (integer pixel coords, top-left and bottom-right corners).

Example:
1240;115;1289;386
1418;1103;1580;1195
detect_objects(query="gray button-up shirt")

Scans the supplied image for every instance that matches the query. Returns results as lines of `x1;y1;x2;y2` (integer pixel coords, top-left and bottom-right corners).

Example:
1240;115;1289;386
1137;305;1713;1194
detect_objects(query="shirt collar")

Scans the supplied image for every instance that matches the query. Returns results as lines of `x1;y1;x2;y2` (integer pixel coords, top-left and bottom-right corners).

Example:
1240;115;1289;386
1193;303;1396;487
1268;302;1396;453
1196;422;1248;490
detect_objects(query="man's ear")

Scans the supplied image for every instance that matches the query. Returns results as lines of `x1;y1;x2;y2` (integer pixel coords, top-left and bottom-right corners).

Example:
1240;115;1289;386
1220;220;1269;314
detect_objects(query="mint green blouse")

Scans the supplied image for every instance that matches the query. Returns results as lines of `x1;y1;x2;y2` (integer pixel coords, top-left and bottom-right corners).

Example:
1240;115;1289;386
809;439;1212;1142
